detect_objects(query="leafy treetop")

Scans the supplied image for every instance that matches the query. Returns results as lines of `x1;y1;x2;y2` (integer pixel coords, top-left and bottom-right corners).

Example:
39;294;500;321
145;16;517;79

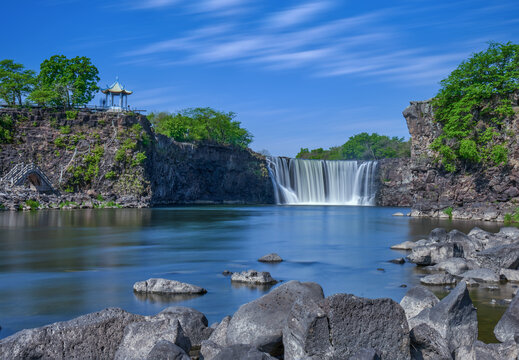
148;107;253;148
0;60;36;106
431;42;519;172
296;132;410;160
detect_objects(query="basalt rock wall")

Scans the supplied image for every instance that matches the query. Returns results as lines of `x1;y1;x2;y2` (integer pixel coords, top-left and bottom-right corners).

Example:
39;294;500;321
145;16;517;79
0;108;274;209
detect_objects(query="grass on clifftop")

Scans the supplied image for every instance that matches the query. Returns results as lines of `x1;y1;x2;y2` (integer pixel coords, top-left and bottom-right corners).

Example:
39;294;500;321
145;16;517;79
431;42;519;172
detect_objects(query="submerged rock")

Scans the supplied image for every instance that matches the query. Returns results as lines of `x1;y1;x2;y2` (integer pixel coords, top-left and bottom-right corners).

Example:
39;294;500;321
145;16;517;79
226;280;324;356
389;257;405;264
133;278;207;295
400;286;439;321
230;270;278;285
258;253;283;263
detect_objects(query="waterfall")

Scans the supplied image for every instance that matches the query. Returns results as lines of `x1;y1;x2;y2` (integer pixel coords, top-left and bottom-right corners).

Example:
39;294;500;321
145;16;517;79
267;157;378;205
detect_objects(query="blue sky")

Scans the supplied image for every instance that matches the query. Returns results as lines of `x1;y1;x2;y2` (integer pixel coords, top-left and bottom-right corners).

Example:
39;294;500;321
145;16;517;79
3;0;519;156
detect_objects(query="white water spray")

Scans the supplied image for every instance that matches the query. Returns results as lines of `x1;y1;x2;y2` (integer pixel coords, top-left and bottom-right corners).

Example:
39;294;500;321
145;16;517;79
267;157;378;205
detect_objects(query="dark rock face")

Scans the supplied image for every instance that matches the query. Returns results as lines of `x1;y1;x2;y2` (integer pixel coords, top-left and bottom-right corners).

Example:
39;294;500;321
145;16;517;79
376;158;413;207
226;281;324;356
409;323;451;360
0;108;274;210
0;308;143;360
494;292;519;342
409;282;477;352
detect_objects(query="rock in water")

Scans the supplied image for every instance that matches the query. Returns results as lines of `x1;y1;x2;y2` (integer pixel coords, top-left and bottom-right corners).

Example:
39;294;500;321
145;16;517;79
146;340;190;360
0;308;143;360
230;270;278;285
389;257;405;264
420;273;457;286
410;282;478;352
392;212;405;216
390;241;416;250
459;269;499;283
133;278;207;294
494;292;519;342
476;244;519;270
434;257;470;275
115;318;191;360
400;286;439;321
226;281;324;356
409;324;451;360
500;269;519;282
258;253;283;262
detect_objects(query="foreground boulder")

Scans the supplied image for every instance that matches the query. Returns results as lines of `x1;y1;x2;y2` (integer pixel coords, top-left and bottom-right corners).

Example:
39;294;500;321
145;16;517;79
409;323;451;360
146;340;190;360
258;253;283;263
0;308;143;360
399;286;439;321
283;294;411;360
155;306;213;347
114;318;191;360
494;292;519;342
212;344;277;360
409;282;477;352
230;270;278;285
226;281;324;356
133;278;207;295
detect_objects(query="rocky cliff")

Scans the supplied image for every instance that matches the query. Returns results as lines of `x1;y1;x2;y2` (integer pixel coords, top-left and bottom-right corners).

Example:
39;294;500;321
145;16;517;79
0;108;274;210
402;98;519;221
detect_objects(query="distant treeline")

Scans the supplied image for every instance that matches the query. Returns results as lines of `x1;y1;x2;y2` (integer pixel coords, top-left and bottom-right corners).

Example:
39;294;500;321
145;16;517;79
296;132;410;160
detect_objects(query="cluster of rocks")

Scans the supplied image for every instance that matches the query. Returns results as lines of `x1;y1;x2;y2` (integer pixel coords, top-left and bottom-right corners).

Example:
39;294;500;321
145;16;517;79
3;279;519;359
392;227;519;288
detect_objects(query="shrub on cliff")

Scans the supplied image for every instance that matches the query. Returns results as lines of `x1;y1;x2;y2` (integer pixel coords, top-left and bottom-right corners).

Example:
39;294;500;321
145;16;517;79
431;42;519;172
296;132;410;160
148;108;253;148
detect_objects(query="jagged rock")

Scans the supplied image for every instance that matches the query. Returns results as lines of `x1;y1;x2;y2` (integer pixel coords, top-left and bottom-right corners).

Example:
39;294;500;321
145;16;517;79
420;273;457;286
207;315;231;347
409;323;451;360
459;269;499;283
474;340;519;360
212;344;277;360
145;340;190;360
258;253;283;263
494;292;519;342
410;282;477;352
400;286;440;321
115;318;190;360
349;348;381;360
433;257;471;275
0;308;143;360
500;269;519;282
476;244;519;270
322;294;410;360
283;298;331;360
133;278;207;294
226;281;324;356
155;307;212;347
407;242;463;266
390;241;416;250
389;257;405;264
230;270;278;285
199;340;222;360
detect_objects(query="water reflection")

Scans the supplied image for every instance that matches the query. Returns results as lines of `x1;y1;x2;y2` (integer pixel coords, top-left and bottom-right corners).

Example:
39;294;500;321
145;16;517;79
133;292;206;304
0;206;508;342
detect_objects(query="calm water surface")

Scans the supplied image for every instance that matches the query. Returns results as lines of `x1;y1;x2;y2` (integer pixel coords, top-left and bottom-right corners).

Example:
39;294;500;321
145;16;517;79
0;206;510;342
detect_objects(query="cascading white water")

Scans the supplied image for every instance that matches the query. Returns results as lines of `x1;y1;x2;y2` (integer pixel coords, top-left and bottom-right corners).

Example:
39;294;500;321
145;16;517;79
267;157;378;205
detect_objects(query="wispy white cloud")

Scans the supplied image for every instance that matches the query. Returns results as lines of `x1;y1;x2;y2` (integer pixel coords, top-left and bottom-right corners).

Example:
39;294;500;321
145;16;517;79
131;0;180;9
265;2;331;29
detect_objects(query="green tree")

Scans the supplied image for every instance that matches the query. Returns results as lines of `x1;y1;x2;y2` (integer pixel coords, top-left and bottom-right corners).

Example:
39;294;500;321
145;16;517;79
30;55;100;108
431;42;519;171
149;107;253;148
0;60;36;106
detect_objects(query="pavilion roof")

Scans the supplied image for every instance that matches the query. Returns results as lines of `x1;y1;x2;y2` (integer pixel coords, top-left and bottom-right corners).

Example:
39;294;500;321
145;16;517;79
101;79;133;95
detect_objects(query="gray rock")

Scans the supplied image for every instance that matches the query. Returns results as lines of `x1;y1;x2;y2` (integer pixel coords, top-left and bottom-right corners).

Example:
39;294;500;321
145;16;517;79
393;212;405;216
400;286;440;321
407;242;463;266
494;292;519;342
156;306;212;347
146;340;190;360
212;344;277;360
434;257;470;275
474;340;518;360
283;298;331;360
389;257;405;264
390;241;416;250
409;323;451;360
258;253;283;262
322;294;410;360
230;270;278;285
420;273;457;286
349;348;381;360
207;315;231;347
429;228;449;243
459;269;499;283
0;308;143;360
115;318;190;360
226;281;324;356
499;227;519;238
476;244;519;270
501;269;519;282
410;282;477;352
133;278;207;295
199;340;222;360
